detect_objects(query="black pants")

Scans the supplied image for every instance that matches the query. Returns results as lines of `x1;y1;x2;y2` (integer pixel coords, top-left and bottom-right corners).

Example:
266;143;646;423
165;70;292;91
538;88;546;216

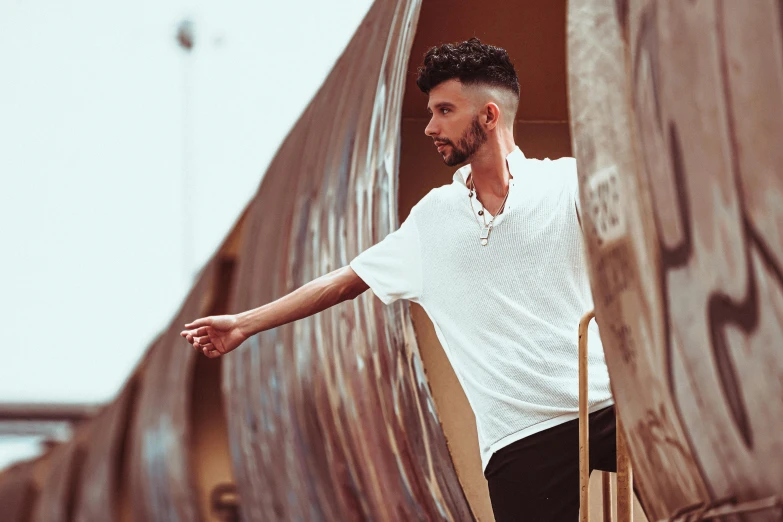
484;405;617;522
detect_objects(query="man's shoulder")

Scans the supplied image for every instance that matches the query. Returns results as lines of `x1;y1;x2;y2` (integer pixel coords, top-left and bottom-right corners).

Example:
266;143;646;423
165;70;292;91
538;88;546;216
530;155;577;173
525;156;577;189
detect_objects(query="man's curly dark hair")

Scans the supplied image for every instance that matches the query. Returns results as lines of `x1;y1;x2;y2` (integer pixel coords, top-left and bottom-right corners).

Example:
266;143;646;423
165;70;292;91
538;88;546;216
416;38;520;98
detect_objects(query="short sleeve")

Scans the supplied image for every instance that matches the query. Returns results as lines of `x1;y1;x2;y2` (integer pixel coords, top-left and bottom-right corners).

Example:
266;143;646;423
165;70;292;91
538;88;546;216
349;214;423;305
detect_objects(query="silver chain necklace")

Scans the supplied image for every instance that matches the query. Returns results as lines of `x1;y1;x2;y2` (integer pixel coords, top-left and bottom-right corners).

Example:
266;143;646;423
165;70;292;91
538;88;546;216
468;174;511;246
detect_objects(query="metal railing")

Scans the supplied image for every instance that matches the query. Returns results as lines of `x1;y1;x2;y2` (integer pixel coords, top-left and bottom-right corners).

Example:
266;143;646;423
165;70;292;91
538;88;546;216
579;310;634;522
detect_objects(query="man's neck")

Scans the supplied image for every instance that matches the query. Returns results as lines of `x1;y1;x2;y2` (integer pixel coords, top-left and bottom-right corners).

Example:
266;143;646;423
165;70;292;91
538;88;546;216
469;135;517;198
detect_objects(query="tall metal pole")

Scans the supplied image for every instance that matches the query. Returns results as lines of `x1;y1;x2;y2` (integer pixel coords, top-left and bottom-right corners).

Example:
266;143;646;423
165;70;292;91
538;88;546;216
176;19;195;284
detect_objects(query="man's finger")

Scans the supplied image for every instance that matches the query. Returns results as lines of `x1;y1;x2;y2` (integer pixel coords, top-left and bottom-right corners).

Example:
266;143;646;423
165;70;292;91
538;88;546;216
194;326;209;337
194;335;210;345
185;317;211;329
184;328;207;343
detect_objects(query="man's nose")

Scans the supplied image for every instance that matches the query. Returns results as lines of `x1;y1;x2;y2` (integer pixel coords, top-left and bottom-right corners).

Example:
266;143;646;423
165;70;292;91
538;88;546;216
424;117;437;137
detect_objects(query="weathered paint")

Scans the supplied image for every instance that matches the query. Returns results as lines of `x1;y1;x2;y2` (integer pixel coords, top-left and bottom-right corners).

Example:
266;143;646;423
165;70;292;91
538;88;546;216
569;0;783;519
0;460;39;522
222;0;474;520
72;378;138;522
128;258;234;522
30;441;83;522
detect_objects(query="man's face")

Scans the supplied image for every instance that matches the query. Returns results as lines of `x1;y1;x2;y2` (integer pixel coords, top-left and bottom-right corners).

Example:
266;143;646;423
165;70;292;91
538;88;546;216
425;79;487;167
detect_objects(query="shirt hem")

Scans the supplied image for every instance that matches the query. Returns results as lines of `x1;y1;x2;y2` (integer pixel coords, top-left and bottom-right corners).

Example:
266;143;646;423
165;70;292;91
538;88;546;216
483;396;615;471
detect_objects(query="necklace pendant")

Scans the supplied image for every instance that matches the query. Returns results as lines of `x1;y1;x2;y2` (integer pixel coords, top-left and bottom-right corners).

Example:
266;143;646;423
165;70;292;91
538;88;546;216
480;227;490;246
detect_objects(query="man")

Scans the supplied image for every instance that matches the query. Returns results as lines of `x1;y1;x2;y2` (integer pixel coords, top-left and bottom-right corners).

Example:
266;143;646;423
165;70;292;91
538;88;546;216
181;38;616;521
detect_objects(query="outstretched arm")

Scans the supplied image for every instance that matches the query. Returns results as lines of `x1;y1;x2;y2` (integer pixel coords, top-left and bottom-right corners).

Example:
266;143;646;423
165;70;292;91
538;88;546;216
180;266;369;358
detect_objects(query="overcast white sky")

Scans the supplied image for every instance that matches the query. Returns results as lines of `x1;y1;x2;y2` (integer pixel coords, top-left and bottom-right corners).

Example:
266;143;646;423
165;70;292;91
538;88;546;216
0;0;373;470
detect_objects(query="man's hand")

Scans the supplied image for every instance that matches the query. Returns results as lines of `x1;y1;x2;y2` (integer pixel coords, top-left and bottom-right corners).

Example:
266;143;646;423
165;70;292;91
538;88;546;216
180;315;247;358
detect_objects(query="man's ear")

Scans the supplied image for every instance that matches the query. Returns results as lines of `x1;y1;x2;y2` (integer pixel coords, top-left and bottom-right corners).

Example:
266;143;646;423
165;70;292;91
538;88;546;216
484;102;501;130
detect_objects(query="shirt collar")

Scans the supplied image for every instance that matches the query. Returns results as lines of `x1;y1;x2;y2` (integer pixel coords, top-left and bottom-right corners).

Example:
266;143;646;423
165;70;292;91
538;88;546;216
452;146;526;187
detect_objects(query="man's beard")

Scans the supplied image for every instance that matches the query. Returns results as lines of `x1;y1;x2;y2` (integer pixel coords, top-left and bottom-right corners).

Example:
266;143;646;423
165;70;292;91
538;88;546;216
438;116;488;167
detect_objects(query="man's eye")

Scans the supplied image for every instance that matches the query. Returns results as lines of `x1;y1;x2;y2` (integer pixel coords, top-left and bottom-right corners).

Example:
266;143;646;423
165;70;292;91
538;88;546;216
441;108;450;114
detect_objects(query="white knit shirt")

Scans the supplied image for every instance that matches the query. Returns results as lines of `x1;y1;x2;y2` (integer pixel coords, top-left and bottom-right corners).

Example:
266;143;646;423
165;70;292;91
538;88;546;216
350;147;613;471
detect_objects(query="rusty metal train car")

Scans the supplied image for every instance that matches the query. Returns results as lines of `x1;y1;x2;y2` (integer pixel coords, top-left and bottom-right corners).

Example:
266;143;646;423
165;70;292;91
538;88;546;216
568;0;783;521
4;0;782;520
